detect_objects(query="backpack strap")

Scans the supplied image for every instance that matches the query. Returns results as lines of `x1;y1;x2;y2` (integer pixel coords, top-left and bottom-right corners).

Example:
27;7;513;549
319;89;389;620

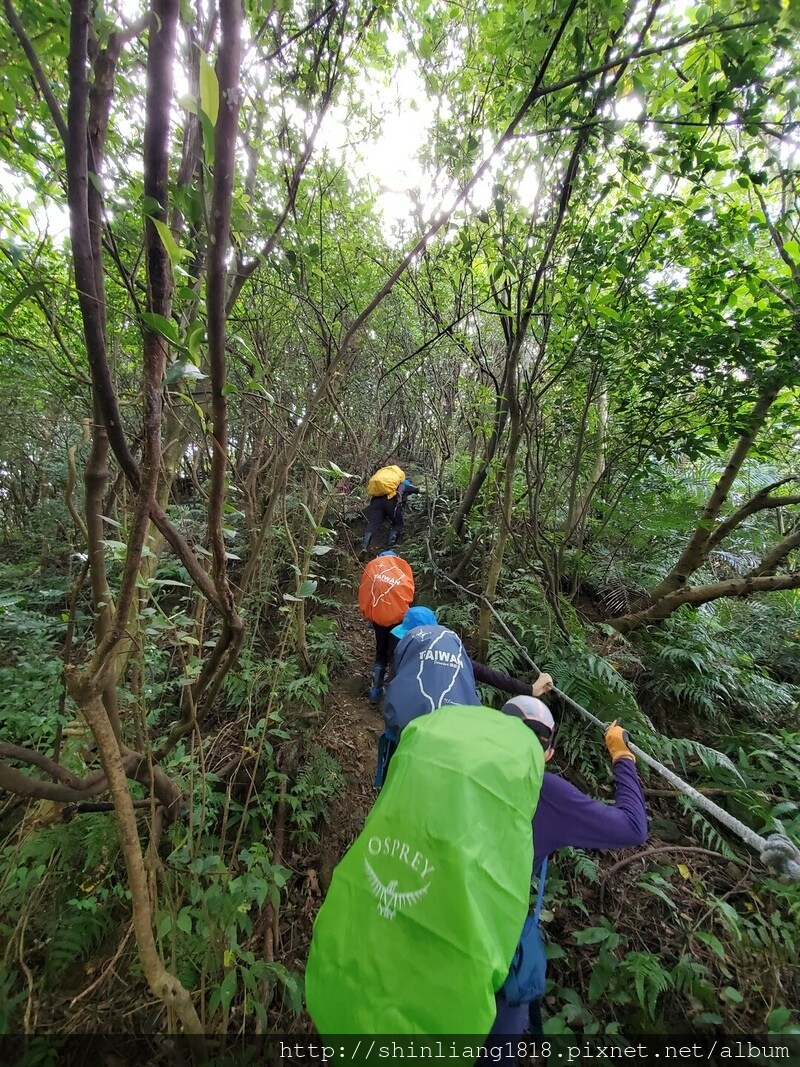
501;855;550;1008
532;855;548;923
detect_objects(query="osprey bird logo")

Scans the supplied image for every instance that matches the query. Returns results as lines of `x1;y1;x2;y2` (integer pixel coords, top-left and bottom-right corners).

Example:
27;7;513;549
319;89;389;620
364;859;430;918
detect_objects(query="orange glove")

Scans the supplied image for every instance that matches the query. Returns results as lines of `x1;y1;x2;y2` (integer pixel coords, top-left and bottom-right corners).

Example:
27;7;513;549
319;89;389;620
605;719;635;763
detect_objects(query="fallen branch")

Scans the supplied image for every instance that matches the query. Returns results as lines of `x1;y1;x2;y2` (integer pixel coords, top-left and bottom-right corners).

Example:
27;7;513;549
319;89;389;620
598;845;743;913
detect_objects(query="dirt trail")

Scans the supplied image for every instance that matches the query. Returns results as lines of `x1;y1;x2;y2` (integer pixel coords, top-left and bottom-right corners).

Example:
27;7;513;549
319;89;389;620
315;596;386;888
276;576;386;1029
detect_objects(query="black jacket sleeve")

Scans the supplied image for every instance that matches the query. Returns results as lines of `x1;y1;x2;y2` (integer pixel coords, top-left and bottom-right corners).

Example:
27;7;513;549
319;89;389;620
471;659;530;696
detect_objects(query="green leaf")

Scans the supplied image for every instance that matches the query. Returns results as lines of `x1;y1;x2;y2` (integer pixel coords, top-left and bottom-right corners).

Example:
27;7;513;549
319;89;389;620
695;931;726;960
165;360;208;384
588;948;617;1002
311;545;333;555
1;282;43;321
220;967;237;1014
101;539;127;552
638;881;677;909
767;1006;792;1030
199;51;219;126
176;908;192;934
141;312;180;345
329;462;355;478
545;944;567;960
187;321;205;359
573;926;612;945
148;217;184;266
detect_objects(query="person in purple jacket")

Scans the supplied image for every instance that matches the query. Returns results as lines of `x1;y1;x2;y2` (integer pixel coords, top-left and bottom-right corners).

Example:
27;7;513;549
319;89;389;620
487;694;648;1043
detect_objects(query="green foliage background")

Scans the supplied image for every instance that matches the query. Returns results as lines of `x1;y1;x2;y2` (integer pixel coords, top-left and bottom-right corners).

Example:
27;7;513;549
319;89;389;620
0;0;798;1044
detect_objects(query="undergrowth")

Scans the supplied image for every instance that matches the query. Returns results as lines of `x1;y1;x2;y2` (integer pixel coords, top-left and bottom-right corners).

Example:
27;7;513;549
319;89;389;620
0;813;124;1031
1;516;798;1040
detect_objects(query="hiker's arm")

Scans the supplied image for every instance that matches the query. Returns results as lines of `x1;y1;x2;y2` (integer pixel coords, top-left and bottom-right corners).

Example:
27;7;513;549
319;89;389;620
471;659;530;695
533;762;648;861
471;661;553;699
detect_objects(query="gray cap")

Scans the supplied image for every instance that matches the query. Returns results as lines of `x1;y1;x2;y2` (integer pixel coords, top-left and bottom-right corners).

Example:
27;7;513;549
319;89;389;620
501;696;555;745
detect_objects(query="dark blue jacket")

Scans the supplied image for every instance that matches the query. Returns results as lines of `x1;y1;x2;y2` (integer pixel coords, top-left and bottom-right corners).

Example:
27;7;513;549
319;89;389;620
382;625;479;737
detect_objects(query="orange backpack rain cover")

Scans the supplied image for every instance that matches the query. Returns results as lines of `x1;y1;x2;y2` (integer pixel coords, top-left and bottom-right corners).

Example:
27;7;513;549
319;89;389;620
358;555;415;628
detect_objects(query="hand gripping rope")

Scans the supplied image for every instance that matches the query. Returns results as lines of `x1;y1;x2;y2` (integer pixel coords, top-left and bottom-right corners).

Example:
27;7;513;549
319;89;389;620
423;528;800;882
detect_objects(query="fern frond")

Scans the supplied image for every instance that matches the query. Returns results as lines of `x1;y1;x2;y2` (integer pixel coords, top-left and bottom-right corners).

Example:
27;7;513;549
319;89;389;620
619;951;671;1020
45;902;116;983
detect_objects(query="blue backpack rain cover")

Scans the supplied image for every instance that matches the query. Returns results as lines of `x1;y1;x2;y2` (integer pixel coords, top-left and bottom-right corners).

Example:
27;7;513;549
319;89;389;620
382;625;479;738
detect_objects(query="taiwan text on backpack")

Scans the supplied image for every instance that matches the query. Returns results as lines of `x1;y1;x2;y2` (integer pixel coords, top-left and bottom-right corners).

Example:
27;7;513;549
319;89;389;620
502;856;549;1006
383;624;479;737
367;464;405;499
305;704;546;1035
358;555;415;628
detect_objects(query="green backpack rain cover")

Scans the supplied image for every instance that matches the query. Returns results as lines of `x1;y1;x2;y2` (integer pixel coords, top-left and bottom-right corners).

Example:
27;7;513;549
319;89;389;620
305;704;545;1036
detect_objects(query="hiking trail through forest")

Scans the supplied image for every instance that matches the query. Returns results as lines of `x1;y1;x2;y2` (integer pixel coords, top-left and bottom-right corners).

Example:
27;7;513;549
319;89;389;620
276;518;794;1037
277;559;385;1033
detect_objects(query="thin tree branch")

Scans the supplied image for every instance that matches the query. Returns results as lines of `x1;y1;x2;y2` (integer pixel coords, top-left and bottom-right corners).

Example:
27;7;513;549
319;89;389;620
4;0;70;145
612;572;800;632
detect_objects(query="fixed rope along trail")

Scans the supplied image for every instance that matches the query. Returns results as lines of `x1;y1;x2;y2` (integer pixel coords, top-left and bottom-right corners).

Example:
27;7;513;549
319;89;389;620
421;519;800;881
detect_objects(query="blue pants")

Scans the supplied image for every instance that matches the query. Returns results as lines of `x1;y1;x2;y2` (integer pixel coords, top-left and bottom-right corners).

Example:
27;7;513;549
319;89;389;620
482;992;541;1065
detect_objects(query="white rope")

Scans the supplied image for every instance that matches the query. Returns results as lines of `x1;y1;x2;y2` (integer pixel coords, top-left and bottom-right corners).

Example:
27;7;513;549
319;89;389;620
423;524;800;881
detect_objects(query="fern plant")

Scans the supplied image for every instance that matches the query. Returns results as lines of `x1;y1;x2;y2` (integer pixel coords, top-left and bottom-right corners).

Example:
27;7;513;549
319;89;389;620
635;613;796;727
0;812;124;1027
618;951;672;1020
287;744;343;844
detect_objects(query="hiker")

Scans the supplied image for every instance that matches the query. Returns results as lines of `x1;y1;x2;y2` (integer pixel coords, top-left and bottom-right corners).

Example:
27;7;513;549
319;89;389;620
486;696;648;1048
305;700;547;1035
376;623;647;1041
386;605;553;696
357;551;415;703
375;608;553;786
362;462;422;554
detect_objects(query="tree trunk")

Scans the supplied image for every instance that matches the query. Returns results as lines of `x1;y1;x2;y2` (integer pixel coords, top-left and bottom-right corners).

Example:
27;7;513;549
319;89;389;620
611;572;800;633
67;675;205;1046
634;381;781;607
477;392;522;660
563;375;608;547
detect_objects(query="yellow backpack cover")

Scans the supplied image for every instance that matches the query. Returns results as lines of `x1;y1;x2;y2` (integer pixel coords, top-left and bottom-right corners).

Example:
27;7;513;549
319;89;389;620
367;465;405;499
